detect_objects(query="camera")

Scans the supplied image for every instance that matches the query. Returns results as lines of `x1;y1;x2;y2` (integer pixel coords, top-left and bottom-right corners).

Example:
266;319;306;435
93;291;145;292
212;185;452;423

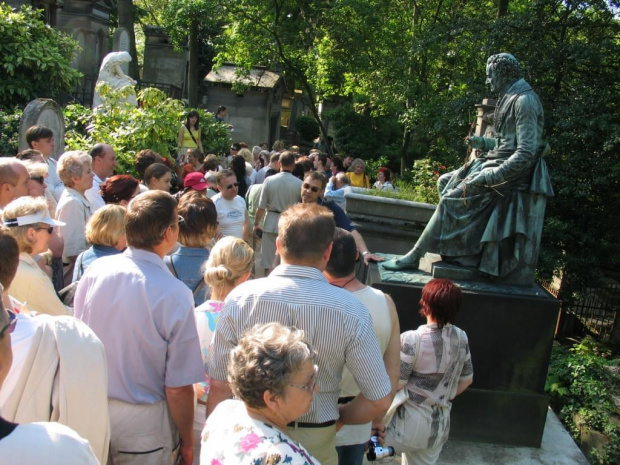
366;435;395;462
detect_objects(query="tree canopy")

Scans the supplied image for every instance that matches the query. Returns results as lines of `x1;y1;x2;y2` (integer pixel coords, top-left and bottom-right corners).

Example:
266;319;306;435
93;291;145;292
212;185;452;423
0;4;82;108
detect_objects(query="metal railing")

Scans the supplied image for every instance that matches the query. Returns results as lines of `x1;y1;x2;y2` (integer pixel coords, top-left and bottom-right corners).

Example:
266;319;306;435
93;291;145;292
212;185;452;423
544;280;620;340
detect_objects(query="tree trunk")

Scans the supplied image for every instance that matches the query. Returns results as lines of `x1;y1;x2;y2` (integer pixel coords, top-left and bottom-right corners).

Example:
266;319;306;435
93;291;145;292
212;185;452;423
497;0;509;18
188;20;199;107
400;128;411;175
117;0;139;79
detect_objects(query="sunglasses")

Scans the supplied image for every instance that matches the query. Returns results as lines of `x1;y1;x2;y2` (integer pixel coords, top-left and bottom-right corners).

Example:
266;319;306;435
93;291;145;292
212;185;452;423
0;311;17;339
30;176;45;184
289;364;319;393
34;225;53;234
160;215;185;237
303;183;320;193
225;182;240;190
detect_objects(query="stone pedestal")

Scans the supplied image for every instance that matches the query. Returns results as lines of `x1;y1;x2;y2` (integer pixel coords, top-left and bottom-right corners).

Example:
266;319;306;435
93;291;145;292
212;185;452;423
368;257;560;447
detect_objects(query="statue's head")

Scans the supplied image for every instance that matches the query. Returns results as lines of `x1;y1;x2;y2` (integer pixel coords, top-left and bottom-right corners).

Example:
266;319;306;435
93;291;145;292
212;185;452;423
486;53;523;93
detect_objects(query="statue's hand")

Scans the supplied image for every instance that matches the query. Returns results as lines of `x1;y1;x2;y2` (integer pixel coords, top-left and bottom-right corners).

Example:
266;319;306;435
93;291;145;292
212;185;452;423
466;136;486;149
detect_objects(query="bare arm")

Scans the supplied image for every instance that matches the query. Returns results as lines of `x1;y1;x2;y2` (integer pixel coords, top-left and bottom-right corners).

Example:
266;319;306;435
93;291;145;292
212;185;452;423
177;125;185;148
243;211;250;242
456;377;473;396
253;208;265;232
196;132;203;153
206;379;233;418
370;295;400;431
165;384;195;465
351;229;385;265
339;392;391;426
383;295;401;394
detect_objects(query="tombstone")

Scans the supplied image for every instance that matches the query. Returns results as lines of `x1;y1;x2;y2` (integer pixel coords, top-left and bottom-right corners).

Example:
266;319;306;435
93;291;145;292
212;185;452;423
113;28;131;75
18;99;65;160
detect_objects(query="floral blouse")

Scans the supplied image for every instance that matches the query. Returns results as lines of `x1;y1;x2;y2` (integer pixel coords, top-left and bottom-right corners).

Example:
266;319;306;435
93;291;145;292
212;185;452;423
201;399;318;465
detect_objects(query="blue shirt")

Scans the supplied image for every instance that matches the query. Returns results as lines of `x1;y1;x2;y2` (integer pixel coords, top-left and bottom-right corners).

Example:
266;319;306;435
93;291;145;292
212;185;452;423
165;246;210;306
72;245;121;283
318;198;356;232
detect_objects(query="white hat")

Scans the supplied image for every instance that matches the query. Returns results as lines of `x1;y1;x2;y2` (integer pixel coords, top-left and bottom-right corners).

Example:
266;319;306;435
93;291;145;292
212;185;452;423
3;210;66;228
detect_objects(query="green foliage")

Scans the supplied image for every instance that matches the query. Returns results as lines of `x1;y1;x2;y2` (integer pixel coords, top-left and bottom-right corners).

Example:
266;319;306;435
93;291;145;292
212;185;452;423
0;4;82;108
294;116;320;142
399;158;450;205
546;337;620;464
64;86;230;175
325;102;402;165
0;107;22;156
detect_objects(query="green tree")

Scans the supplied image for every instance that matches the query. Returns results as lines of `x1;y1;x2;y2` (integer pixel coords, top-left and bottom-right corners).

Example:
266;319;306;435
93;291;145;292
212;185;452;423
213;0;353;155
0;4;82;108
64;86;231;175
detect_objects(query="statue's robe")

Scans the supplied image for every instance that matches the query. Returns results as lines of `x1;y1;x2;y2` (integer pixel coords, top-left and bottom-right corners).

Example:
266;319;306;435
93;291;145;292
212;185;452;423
419;79;554;278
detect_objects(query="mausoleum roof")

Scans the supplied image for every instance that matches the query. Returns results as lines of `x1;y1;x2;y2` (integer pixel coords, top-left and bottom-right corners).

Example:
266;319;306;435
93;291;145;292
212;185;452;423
204;65;281;89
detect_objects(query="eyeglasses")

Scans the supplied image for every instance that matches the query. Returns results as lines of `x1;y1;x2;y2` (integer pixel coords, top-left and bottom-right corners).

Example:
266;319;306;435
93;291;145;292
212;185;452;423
225;182;240;190
0;311;17;339
30;176;45;184
34;225;53;234
289;365;319;393
303;183;320;193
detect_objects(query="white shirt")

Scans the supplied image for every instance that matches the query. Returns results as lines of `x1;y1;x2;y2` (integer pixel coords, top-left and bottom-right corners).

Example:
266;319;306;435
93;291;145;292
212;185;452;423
84;172;105;212
209;265;392;423
0;422;99;465
212;193;247;239
46;157;65;202
56;187;93;260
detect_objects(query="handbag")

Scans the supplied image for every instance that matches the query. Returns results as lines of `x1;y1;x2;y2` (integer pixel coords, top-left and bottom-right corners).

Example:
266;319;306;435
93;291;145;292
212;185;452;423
383;330;419;426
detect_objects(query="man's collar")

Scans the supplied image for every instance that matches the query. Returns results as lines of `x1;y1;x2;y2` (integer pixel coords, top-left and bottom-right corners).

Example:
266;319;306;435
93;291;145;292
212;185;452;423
270;263;327;281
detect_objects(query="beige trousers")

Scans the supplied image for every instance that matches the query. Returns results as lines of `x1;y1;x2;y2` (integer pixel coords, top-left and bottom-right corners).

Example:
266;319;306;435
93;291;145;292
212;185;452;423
108;399;179;465
287;423;338;465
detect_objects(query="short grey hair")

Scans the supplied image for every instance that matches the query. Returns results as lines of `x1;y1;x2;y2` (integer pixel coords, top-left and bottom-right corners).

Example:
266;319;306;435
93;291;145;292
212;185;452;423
57;151;91;188
228;323;316;409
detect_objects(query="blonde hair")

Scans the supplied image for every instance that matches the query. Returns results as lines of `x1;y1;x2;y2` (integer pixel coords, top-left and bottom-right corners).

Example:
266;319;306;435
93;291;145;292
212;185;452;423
238;148;253;165
57;151;91;187
2;196;49;254
204;237;253;291
24;161;48;178
85;204;126;247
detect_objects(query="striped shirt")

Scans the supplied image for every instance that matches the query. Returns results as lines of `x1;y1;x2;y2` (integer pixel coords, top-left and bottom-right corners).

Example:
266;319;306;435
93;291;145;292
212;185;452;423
209;264;392;423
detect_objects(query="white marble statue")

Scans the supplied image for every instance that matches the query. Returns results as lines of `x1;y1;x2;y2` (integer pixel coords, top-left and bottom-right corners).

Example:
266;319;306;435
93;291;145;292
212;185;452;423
92;51;138;108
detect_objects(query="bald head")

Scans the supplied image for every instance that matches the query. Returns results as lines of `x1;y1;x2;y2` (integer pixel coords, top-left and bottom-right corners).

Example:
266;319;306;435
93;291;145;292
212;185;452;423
90;143;117;179
0;159;29;208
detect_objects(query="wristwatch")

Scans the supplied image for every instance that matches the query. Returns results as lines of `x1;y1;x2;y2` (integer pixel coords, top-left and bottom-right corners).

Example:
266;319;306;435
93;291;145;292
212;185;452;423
362;251;370;256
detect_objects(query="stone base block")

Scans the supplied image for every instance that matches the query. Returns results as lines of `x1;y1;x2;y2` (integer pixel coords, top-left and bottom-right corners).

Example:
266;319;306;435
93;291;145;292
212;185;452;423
368;259;560;446
450;389;549;447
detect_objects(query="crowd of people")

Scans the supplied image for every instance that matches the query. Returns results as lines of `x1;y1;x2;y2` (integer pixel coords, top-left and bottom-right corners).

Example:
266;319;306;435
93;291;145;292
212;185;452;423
0;121;473;465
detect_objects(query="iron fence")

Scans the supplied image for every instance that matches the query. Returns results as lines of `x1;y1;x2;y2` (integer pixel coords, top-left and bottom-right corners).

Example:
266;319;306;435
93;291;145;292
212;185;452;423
544;280;620;340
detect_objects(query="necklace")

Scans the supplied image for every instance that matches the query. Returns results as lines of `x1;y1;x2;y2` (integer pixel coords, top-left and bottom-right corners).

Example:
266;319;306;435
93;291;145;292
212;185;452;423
329;276;356;289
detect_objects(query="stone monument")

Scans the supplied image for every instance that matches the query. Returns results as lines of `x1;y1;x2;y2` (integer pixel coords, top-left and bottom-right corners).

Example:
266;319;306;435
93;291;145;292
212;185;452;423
18;99;65;159
112;28;131;75
92;51;138;108
369;54;560;448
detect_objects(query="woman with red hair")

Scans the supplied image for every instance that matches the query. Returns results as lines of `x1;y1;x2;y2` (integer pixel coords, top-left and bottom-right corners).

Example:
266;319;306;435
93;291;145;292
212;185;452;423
100;175;140;206
379;278;473;465
373;167;395;191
